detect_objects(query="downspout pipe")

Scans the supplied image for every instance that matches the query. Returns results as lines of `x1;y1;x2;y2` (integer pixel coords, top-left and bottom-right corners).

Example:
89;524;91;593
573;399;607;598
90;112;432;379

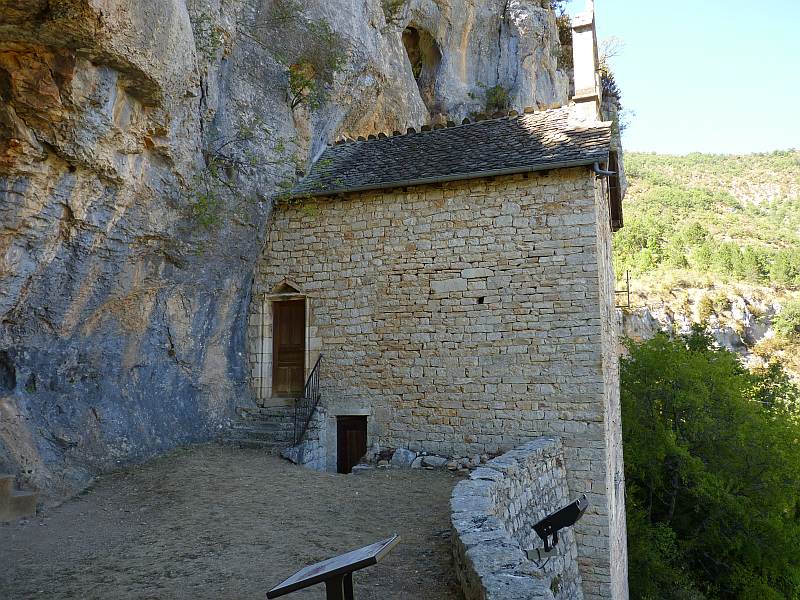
592;162;615;177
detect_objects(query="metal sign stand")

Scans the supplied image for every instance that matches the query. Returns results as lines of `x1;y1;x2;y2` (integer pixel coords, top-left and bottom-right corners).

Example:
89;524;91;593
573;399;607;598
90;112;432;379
323;572;354;600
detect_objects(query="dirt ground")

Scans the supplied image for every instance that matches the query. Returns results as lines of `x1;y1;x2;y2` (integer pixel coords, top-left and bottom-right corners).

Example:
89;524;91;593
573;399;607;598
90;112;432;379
1;445;464;600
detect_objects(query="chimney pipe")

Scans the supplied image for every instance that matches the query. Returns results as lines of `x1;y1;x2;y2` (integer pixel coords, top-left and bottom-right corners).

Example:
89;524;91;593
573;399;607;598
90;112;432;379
571;0;602;121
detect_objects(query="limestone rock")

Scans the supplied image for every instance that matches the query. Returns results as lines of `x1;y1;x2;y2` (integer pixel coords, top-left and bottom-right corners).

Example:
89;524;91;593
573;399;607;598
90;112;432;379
423;455;448;468
391;447;417;467
0;0;570;499
618;289;781;372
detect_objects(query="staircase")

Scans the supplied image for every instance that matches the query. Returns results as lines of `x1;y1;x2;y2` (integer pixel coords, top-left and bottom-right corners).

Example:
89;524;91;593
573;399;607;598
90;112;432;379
225;355;324;454
222;405;296;454
0;474;37;521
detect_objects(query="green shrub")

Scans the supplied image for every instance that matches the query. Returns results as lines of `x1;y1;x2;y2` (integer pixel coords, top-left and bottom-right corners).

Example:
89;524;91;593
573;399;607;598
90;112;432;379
774;300;800;340
769;249;800;286
548;0;573;70
188;116;294;229
612;215;668;277
484;85;510;114
241;0;347;112
696;294;715;322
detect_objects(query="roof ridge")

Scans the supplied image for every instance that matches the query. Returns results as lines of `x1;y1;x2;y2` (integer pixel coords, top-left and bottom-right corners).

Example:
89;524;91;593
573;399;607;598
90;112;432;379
293;106;613;199
332;105;575;147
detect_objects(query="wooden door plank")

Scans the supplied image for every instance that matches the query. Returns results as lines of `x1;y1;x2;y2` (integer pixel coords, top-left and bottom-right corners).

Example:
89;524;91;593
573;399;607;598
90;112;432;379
272;300;306;397
337;416;368;474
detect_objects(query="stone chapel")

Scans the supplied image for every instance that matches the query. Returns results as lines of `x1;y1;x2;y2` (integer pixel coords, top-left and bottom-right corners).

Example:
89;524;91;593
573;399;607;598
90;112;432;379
242;4;627;599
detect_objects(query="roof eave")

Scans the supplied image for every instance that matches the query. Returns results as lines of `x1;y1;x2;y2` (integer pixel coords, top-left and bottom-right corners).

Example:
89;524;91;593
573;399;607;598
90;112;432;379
288;155;608;200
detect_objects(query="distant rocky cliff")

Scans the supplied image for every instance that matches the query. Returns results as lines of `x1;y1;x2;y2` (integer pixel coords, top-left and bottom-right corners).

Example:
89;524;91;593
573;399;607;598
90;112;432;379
0;0;569;497
619;287;796;375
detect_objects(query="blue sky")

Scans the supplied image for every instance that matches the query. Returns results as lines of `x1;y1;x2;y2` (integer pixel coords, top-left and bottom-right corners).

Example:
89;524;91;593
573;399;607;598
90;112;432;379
563;0;800;154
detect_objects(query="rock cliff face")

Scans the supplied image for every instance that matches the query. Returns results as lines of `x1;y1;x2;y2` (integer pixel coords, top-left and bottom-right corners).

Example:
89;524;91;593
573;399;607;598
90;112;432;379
0;0;569;497
619;289;786;372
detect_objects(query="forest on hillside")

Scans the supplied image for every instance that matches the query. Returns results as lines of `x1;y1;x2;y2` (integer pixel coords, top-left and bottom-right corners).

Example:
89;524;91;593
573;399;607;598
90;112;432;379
614;151;800;287
622;331;800;599
617;152;800;598
614;151;800;373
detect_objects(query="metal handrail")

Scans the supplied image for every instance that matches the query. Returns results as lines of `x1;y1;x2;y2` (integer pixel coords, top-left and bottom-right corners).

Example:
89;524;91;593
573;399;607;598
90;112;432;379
293;354;323;446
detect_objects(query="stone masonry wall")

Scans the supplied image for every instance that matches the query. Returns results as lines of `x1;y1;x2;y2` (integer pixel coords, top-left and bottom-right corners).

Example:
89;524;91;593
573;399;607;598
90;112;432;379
451;437;581;600
252;168;625;598
593;178;629;599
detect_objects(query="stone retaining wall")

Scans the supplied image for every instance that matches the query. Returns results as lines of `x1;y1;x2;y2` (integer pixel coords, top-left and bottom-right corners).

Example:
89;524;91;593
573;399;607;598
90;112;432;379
451;437;583;600
281;406;328;471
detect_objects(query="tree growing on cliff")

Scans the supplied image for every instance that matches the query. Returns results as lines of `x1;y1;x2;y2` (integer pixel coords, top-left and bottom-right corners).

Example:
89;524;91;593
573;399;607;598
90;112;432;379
622;328;800;599
190;116;296;230
240;0;347;112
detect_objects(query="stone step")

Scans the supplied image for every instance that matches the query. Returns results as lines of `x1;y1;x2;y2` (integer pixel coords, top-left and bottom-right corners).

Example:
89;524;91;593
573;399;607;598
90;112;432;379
231;422;294;434
237;418;294;428
231;431;293;443
238;405;295;416
0;480;37;522
236;412;294;422
221;437;286;454
224;405;303;454
241;413;295;422
0;474;13;498
239;416;295;426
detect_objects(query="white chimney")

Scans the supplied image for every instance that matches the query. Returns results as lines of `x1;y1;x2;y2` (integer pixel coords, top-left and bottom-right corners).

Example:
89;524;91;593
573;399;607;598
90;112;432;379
571;0;602;121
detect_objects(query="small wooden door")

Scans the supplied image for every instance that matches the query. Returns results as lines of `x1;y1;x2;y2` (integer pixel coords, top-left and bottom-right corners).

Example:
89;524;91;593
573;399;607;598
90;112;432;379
272;300;306;398
337;416;367;474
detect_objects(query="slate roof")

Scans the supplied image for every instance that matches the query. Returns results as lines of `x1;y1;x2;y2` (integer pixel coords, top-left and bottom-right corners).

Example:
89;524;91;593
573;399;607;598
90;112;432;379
290;106;612;198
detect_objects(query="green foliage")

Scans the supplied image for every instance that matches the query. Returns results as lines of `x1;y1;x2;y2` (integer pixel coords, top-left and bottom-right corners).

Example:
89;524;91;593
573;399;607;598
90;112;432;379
555;15;572;70
189;10;226;62
600;63;621;112
542;0;572;69
550;575;561;595
189;116;294;229
289;19;346;111
381;0;406;26
615;151;800;288
288;62;316;110
240;0;347;112
769;247;800;285
484;84;510;114
622;330;800;599
774;300;800;341
694;292;731;322
191;172;224;229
